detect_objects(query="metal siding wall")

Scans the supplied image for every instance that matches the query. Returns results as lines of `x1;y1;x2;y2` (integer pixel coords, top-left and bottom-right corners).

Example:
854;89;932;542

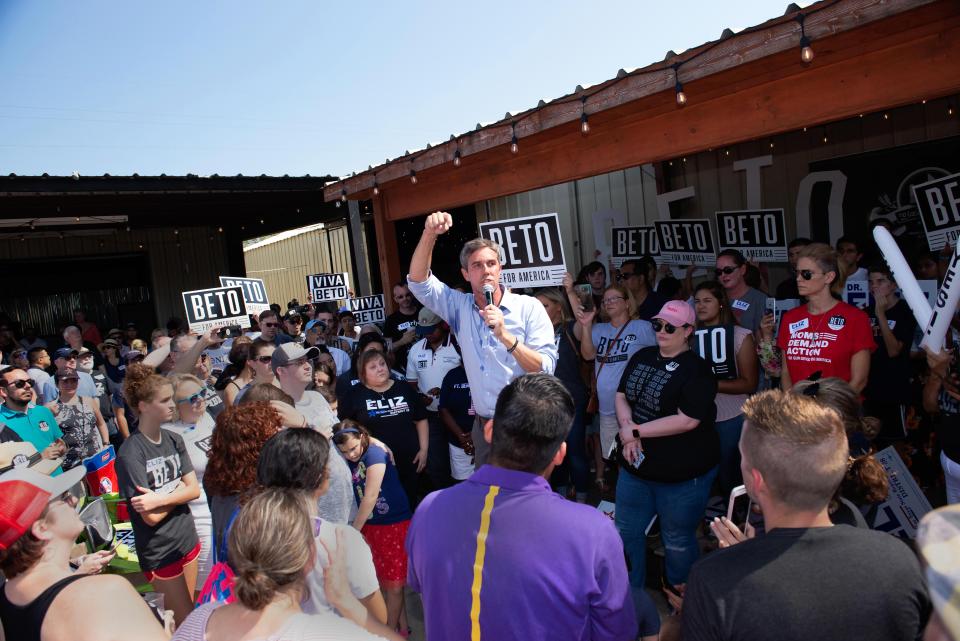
243;224;356;307
0;226;228;333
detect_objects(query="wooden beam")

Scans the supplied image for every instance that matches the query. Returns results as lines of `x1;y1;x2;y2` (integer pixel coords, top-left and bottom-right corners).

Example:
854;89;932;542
324;0;940;202
370;192;402;313
369;7;960;221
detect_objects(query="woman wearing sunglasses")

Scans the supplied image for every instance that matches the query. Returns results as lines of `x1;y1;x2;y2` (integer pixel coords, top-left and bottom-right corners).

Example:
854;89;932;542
45;369;109;471
232;339;276;405
777;243;874;392
0;466;168;641
116;363;201;626
163;373;217;594
570;281;656;492
714;250;768;333
692;281;758;495
614;300;719;605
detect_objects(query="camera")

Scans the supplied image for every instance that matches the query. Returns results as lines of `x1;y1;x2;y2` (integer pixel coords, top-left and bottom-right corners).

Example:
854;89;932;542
297;304;313;316
217;325;243;339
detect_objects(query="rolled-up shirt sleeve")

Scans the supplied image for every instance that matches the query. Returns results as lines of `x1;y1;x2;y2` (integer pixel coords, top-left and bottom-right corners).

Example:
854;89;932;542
407;272;456;328
524;301;558;375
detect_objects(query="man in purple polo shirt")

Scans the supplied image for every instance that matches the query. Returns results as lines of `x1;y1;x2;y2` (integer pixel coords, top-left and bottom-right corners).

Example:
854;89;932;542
406;373;637;641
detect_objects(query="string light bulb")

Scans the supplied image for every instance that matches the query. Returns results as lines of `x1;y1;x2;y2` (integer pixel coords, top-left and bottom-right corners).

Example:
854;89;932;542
340;189;347;202
410;169;418;184
510;123;519;154
673;63;687;106
796;14;814;63
580;97;590;134
372;180;380;196
453;149;462;167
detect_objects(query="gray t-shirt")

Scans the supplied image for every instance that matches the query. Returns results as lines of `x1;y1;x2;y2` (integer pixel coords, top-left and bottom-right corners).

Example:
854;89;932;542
116;429;199;571
295;390;338;432
319;450;357;524
729;287;767;333
591;319;656;416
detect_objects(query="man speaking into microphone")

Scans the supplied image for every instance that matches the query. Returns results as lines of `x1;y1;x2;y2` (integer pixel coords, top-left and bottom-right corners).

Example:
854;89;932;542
408;211;557;466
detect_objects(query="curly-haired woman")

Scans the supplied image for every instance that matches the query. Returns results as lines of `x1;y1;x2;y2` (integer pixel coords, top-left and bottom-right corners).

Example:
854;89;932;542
203;402;283;560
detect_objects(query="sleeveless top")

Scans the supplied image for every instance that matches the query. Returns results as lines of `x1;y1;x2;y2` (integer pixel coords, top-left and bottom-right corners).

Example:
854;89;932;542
55;398;102;469
0;574;88;641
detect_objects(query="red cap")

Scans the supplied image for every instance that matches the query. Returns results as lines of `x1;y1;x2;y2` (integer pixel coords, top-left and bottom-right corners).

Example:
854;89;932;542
0;466;85;550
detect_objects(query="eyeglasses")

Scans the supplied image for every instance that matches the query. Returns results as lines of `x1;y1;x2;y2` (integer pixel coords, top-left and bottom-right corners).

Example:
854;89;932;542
175;390;206;405
798;269;822;281
603;296;625;305
616;272;636;282
263;322;280;328
283;357;309;368
651;319;688;334
715;266;738;276
254;355;274;364
0;378;36;389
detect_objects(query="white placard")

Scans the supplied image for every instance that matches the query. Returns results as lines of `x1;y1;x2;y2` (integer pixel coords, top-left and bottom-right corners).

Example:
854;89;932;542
610;226;659;268
348;295;386;325
843;279;870;309
870;446;932;540
307;272;349;303
478;213;567;287
218;276;271;315
716;209;788;262
654;219;717;267
181;286;252;335
913;172;960;251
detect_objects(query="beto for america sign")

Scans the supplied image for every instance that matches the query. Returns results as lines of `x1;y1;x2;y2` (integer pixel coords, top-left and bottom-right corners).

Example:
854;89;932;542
182;286;251;334
716;209;788;262
478;212;567;287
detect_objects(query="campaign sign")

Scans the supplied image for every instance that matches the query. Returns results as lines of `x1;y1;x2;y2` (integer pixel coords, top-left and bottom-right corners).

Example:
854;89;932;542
913;172;960;250
692;325;737;380
653;219;716;266
716;209;788;262
478;213;567;287
348;295;386;325
843;279;869;309
870;446;932;540
307;272;349;303
765;298;800;336
610;226;659;268
182;286;251;335
218;276;270;315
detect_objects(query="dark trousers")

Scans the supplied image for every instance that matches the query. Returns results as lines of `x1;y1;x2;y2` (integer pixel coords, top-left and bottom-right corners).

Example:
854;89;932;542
426;412;453;491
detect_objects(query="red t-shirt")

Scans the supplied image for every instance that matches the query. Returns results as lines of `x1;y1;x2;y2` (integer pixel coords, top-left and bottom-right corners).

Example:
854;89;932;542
776;301;875;384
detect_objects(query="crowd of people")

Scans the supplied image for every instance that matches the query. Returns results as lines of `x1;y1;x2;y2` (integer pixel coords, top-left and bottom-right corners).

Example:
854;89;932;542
0;210;958;640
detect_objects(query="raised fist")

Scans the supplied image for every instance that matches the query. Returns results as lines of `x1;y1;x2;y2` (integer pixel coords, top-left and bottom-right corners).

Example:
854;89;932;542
425;211;453;235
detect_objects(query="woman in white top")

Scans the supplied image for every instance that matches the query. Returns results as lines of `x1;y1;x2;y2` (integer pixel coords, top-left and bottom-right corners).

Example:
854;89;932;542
172;488;397;641
692;281;758;495
163;373;216;590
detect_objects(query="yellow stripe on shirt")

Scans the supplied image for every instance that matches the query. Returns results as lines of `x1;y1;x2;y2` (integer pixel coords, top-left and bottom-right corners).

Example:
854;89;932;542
470;485;500;641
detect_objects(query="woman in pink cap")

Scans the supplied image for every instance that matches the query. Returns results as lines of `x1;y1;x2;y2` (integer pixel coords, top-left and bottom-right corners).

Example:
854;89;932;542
613;300;720;608
0;466;167;641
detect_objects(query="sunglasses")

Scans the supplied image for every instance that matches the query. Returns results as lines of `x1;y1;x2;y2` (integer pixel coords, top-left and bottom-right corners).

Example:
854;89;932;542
254;355;274;364
58;378;80;385
715;266;738;276
616;272;637;281
175;390;206;405
263;322;280;328
651;319;688;334
1;378;36;389
603;296;625;305
798;269;821;281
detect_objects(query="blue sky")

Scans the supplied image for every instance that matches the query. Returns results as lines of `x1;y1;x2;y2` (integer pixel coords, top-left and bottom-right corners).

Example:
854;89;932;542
0;1;795;179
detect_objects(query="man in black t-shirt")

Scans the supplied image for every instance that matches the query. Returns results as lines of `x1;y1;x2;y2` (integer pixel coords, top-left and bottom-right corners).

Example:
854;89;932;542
384;282;421;373
682;390;930;641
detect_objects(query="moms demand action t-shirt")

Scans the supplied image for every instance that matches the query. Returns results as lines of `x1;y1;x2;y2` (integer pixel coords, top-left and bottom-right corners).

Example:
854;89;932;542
777;301;874;384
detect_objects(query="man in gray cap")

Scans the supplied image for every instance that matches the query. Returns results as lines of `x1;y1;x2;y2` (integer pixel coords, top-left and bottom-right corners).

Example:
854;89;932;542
41;347;97;401
406;307;461;489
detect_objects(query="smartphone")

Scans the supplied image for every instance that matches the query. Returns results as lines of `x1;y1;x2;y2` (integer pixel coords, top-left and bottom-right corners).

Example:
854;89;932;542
217;325;243;339
726;484;752;531
575;283;595;311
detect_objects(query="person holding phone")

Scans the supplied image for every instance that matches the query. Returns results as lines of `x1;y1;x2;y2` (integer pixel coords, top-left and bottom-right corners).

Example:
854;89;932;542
614;301;719;602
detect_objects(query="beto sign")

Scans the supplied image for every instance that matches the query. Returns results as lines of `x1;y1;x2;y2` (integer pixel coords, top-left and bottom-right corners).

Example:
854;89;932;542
348;295;386;325
654;219;717;266
913;171;960;251
182;286;251;334
307;272;349;302
478;212;566;287
716;209;788;262
610;226;659;268
218;276;270;315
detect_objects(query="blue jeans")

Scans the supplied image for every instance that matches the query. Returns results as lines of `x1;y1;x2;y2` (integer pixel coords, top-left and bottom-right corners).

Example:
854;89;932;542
715;414;744;495
615;466;718;588
550;398;589;495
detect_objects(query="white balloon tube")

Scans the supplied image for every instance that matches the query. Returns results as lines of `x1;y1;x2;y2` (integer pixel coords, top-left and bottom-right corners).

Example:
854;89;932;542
921;241;960;352
873;226;932;330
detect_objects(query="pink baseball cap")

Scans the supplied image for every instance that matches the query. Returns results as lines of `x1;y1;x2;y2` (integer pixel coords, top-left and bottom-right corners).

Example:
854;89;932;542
653;300;696;328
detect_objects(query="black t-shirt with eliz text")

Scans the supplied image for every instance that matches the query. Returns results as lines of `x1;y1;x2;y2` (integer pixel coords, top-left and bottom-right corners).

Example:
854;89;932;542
616;347;719;482
341;379;427;462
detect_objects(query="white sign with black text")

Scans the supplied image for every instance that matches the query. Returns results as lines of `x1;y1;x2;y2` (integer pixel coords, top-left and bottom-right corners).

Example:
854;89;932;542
913;172;960;250
348;295;386;325
843;279;870;309
478;212;567;287
182;286;252;334
610;226;659;268
307;272;349;303
716;209;788;262
218;276;271;315
870;446;932;540
653;219;717;266
692;325;737;380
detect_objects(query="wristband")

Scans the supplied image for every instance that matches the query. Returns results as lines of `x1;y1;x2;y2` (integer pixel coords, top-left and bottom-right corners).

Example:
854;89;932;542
507;336;520;353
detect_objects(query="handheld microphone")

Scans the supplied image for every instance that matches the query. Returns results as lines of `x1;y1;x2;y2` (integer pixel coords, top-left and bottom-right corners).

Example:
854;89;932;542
482;284;495;329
